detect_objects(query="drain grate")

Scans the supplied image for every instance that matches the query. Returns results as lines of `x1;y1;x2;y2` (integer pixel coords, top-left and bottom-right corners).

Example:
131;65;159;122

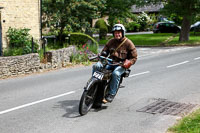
137;99;197;116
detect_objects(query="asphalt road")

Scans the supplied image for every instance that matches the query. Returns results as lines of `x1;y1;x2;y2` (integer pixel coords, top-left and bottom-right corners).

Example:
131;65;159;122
0;46;200;133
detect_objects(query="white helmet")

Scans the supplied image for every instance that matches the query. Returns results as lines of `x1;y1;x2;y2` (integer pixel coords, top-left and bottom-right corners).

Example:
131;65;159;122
112;24;126;37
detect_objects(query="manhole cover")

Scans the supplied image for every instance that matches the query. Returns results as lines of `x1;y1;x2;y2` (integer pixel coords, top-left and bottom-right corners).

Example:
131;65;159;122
137;99;197;116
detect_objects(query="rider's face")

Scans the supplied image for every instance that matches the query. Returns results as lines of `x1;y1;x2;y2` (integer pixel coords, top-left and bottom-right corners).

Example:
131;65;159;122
114;31;122;40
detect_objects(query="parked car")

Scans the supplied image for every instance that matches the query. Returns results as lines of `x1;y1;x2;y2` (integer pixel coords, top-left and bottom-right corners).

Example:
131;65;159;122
190;21;200;31
153;22;180;33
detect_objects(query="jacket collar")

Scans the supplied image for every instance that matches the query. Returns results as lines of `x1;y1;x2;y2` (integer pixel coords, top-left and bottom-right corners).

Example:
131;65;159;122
115;37;126;42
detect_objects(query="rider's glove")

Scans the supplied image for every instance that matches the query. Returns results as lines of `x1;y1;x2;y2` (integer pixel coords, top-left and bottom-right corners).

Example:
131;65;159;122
101;51;108;57
122;59;132;69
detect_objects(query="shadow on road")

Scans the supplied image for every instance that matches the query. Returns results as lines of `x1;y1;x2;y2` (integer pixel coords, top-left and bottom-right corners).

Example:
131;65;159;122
91;106;108;113
55;100;81;118
55;100;109;118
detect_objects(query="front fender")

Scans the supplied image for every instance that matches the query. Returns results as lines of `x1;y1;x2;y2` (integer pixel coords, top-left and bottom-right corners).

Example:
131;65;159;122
84;78;99;91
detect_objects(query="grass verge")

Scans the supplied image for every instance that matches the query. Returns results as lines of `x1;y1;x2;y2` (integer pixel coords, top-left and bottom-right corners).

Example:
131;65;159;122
127;33;175;46
168;108;200;133
166;32;200;46
99;32;200;47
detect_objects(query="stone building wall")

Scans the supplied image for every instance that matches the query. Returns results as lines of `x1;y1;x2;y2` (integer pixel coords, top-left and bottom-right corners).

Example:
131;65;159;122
0;0;41;48
0;46;76;79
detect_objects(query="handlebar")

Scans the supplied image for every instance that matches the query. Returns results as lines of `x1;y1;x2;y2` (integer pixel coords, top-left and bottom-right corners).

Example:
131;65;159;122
89;55;98;61
89;55;123;66
99;56;113;62
89;55;113;62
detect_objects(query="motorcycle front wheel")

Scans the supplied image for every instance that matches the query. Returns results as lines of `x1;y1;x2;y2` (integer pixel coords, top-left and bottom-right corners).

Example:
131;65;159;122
79;82;98;116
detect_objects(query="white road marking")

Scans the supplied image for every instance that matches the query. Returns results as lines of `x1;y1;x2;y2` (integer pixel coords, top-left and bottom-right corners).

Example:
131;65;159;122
0;91;76;115
129;71;150;77
167;61;189;68
194;57;200;60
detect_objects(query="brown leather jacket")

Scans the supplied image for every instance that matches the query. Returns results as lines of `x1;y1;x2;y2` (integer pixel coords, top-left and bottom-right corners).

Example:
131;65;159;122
101;37;137;65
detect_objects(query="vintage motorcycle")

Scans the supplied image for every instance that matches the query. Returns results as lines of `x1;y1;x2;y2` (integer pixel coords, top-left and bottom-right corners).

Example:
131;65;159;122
79;55;131;116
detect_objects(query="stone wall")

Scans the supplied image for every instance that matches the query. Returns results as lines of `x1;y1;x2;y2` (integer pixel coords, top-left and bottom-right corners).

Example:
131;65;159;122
0;53;40;79
0;0;41;47
0;46;76;79
45;46;77;69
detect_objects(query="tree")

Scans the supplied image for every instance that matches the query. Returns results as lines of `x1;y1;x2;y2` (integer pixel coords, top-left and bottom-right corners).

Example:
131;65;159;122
42;0;106;38
134;0;200;42
101;0;136;28
162;0;200;41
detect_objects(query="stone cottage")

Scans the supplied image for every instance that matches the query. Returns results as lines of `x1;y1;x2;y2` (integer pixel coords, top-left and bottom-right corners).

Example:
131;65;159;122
0;0;41;56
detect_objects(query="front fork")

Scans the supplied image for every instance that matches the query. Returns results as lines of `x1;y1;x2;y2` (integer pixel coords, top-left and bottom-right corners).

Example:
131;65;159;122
93;80;109;105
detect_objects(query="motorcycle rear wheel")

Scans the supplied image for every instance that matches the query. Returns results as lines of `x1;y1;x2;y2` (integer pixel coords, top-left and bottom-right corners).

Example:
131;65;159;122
79;82;98;116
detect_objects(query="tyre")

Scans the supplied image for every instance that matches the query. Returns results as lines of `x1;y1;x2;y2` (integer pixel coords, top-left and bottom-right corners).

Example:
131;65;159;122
104;80;120;100
104;83;110;97
79;81;98;116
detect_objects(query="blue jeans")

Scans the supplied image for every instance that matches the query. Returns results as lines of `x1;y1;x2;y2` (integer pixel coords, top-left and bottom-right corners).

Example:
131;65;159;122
92;62;125;95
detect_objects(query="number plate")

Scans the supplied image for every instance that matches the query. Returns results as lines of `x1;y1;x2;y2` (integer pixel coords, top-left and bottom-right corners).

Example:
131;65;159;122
93;71;104;80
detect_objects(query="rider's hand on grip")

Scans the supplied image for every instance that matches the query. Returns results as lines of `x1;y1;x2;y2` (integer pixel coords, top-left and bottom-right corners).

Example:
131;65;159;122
122;59;132;69
101;51;108;57
89;55;98;61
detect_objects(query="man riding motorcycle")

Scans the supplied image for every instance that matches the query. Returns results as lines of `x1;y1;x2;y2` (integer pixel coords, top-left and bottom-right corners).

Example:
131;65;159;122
92;23;138;103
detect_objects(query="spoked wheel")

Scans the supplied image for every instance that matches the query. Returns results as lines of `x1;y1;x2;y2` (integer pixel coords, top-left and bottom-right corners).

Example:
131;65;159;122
79;82;98;116
104;83;110;98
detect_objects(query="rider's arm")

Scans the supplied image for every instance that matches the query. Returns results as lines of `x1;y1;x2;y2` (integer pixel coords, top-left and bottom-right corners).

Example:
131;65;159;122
100;39;114;57
127;40;138;65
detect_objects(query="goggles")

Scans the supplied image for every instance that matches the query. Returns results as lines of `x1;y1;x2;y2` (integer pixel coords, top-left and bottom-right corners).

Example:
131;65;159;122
112;26;123;31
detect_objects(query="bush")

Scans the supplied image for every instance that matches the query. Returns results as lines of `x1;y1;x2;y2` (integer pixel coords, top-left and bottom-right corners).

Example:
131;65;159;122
137;12;152;31
70;43;96;65
99;25;108;40
70;53;89;65
69;33;89;45
125;22;141;32
61;32;98;53
7;27;31;48
95;19;108;39
3;48;24;56
5;27;38;56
